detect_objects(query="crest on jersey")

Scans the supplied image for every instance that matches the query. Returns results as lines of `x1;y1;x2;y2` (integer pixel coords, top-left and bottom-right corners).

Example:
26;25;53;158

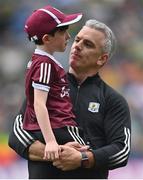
88;102;100;113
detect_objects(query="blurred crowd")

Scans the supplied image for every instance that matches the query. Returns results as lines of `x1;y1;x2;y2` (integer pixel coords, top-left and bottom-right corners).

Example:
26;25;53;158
0;0;143;177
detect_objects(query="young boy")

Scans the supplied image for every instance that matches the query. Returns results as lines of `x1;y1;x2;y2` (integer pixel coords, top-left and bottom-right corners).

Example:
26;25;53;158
23;5;86;162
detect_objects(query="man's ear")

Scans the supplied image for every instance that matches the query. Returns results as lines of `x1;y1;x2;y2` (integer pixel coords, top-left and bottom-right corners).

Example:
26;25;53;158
97;54;109;66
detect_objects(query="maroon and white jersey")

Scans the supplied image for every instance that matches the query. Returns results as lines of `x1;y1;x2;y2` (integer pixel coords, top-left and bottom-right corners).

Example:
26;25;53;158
23;49;77;130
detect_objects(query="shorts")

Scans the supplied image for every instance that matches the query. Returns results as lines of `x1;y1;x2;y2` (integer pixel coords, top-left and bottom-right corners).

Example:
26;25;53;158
31;125;86;145
28;126;88;179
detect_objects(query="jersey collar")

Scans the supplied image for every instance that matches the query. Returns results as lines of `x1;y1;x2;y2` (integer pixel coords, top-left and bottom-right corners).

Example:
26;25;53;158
34;48;64;69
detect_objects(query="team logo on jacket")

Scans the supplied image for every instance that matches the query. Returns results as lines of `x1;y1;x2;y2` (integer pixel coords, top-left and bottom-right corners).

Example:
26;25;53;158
88;102;100;113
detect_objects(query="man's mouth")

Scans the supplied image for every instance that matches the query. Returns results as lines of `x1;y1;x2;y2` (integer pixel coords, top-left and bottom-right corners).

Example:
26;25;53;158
71;52;81;59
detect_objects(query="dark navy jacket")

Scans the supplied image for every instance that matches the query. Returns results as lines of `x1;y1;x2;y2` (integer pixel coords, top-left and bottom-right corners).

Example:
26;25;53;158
9;73;131;179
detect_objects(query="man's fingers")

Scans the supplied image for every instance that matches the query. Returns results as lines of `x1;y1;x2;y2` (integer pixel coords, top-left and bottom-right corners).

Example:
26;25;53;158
53;160;63;169
54;151;59;159
65;141;81;148
79;145;90;151
50;152;55;160
59;145;65;152
43;151;47;159
53;160;59;166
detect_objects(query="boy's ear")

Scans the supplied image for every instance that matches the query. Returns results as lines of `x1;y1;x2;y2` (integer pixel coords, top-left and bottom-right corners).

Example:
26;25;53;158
97;54;109;66
42;34;51;44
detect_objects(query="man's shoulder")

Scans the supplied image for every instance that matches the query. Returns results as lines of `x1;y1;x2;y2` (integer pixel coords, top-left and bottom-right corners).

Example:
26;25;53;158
100;78;127;104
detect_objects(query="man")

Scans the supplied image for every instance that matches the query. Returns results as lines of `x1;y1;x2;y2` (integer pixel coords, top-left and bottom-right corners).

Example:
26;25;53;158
9;19;131;179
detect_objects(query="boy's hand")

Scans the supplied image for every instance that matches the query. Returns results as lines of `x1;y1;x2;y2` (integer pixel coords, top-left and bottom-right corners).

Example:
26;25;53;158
44;141;61;161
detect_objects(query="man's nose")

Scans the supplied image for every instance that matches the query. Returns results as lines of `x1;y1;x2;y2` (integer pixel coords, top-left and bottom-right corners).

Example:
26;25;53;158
75;41;82;50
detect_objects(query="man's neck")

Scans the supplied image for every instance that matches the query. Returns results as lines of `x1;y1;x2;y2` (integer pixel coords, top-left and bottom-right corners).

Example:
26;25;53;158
69;67;98;85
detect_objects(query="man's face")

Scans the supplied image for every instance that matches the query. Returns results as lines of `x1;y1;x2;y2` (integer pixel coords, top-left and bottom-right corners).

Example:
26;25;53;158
69;26;107;72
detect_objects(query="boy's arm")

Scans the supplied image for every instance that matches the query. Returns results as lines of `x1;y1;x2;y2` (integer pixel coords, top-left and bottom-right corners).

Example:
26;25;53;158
34;89;59;160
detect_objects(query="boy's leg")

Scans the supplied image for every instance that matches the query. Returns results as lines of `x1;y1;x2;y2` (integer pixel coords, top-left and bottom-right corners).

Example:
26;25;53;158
28;126;88;179
53;126;87;145
28;131;61;179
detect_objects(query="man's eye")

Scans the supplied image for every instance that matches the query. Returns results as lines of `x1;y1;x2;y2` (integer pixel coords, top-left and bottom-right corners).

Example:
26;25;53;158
85;42;92;48
74;38;79;42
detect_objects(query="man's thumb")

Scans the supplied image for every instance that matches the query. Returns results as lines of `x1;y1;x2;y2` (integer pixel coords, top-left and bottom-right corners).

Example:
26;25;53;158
65;141;82;148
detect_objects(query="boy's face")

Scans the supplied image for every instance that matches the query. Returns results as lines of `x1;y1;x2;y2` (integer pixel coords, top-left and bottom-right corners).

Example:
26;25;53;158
48;29;70;53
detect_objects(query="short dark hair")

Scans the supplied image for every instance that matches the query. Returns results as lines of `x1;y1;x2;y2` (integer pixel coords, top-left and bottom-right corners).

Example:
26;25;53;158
28;25;69;45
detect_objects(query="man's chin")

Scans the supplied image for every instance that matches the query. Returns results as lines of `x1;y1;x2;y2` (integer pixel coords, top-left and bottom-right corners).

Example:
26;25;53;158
70;61;81;72
70;60;77;69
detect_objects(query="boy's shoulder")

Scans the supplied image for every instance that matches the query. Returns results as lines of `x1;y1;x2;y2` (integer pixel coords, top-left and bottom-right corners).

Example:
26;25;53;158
33;53;52;63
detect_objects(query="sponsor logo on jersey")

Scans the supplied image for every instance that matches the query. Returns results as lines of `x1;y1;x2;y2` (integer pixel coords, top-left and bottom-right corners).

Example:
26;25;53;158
61;78;66;82
88;102;100;113
60;86;70;98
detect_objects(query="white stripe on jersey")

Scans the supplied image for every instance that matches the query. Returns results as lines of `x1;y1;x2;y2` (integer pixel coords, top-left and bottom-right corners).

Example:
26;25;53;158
39;63;44;82
14;115;27;147
67;126;85;145
18;115;34;141
32;81;50;92
13;114;34;147
67;126;78;142
109;127;130;167
39;63;51;84
47;64;51;84
43;63;48;83
75;126;86;145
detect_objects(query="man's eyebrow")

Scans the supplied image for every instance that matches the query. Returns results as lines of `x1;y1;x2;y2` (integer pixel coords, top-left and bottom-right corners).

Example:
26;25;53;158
84;39;93;43
74;36;95;46
75;35;80;39
84;39;95;45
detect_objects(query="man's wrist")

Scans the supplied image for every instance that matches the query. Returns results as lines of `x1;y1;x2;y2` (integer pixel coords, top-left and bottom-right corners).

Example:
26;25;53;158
80;150;95;168
86;150;95;168
81;151;89;168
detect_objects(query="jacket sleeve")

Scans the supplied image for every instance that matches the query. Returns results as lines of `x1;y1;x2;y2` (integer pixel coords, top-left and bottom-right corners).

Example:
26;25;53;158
8;100;35;159
92;92;131;170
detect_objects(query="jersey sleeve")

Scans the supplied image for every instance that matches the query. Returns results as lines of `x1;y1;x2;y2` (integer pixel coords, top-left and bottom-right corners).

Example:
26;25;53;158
8;100;35;159
91;92;131;170
31;60;53;92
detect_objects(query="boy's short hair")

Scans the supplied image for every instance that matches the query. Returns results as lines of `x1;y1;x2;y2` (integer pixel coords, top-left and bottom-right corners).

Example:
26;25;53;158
28;25;69;45
24;5;82;42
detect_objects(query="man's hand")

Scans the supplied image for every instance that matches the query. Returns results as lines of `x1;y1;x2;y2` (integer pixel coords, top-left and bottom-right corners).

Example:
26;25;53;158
28;140;95;169
29;140;45;161
53;145;81;171
65;141;89;151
